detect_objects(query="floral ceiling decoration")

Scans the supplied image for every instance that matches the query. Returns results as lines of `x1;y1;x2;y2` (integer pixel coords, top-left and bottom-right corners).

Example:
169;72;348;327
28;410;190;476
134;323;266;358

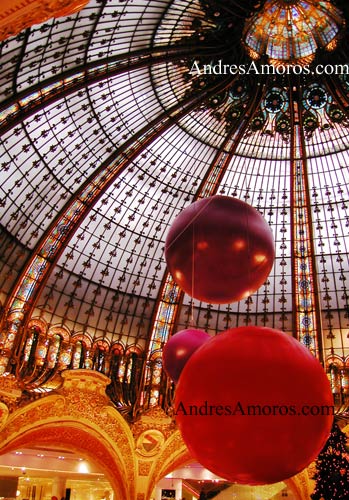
243;0;345;66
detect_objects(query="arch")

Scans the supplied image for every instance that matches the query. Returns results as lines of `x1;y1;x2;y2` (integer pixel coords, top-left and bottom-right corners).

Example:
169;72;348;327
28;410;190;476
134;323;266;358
149;349;162;362
0;370;137;499
46;333;62;369
146;432;307;500
286;470;312;500
70;339;84;369
48;325;70;342
0;422;128;498
111;342;125;355
326;354;345;368
146;430;192;498
125;344;144;356
71;332;93;348
91;339;111;374
27;318;47;334
70;334;93;369
20;323;41;365
92;338;111;351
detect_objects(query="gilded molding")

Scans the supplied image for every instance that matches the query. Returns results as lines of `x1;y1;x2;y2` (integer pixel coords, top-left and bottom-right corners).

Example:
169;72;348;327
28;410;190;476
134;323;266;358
136;429;165;458
0;369;196;500
0;0;89;41
138;460;152;477
0;369;136;499
287;469;312;500
146;430;192;498
0;402;9;432
0;374;22;400
27;318;47;333
0;373;22;412
132;406;175;441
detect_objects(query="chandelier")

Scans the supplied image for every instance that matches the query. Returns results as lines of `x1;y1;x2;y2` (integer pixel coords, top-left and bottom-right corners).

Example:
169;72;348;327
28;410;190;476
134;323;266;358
243;0;345;67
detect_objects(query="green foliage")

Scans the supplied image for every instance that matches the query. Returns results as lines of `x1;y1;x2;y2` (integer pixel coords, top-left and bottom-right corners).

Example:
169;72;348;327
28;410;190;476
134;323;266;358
311;422;349;500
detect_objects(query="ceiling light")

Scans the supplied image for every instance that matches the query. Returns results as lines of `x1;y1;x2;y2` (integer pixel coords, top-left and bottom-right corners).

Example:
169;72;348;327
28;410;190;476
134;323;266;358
78;461;89;474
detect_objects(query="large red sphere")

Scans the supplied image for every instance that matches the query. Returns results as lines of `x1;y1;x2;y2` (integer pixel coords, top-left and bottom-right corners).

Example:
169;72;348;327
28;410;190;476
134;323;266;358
165;196;275;304
175;326;333;485
163;328;211;384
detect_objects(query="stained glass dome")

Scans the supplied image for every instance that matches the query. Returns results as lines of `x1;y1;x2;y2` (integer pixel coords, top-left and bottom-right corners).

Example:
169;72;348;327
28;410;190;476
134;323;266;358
243;0;345;66
0;0;349;421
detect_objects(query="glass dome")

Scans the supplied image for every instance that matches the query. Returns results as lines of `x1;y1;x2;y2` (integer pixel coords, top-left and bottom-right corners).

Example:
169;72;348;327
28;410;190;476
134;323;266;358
0;0;349;418
243;0;344;65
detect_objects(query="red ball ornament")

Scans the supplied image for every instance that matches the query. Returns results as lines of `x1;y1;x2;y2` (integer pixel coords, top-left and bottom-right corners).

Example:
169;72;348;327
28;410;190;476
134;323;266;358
175;326;333;485
163;328;210;384
165;196;275;304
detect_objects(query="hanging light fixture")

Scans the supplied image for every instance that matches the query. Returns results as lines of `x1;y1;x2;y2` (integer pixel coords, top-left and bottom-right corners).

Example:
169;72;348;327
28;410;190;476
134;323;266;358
243;0;345;67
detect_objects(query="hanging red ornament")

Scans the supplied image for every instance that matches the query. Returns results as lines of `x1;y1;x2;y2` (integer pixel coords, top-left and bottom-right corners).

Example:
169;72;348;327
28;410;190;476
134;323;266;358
165;195;275;304
174;326;334;485
163;328;210;384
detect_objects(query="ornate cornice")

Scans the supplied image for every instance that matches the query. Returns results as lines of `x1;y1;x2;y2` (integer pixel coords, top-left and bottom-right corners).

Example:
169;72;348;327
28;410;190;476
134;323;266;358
0;369;190;500
0;0;89;41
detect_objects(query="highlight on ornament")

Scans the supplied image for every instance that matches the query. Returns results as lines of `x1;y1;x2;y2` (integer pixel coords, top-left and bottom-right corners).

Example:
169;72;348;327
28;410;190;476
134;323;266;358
162;328;210;384
174;326;334;485
165;195;275;304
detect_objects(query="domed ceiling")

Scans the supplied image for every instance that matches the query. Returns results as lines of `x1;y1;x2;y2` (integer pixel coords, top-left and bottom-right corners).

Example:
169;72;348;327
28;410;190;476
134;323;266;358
1;0;349;410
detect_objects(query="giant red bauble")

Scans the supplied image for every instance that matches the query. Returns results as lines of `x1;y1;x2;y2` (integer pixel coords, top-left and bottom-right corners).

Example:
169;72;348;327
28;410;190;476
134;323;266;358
174;326;333;485
165;196;275;304
163;328;211;384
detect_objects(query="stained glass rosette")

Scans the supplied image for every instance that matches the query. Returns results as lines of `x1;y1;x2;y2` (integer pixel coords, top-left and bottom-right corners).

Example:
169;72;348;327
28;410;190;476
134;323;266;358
243;0;344;66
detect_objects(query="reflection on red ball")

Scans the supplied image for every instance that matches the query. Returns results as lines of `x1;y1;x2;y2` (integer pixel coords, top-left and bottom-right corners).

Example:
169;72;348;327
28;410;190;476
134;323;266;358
163;328;211;384
175;326;333;485
165;196;275;304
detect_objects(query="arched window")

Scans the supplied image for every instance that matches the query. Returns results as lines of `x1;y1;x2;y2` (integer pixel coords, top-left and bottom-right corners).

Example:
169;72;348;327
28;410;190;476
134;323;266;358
35;335;49;366
46;334;62;369
23;326;40;364
71;340;84;369
109;344;124;380
71;333;93;369
328;362;349;408
92;339;110;374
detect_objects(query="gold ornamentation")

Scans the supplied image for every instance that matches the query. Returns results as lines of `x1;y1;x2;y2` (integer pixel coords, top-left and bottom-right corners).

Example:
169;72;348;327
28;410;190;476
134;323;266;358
71;332;93;347
0;370;136;500
48;325;70;341
138;460;152;476
0;402;9;431
60;368;110;396
146;430;191;498
27;318;47;333
0;374;22;408
0;369;193;500
132;406;175;441
0;0;89;42
286;469;311;500
136;429;165;457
